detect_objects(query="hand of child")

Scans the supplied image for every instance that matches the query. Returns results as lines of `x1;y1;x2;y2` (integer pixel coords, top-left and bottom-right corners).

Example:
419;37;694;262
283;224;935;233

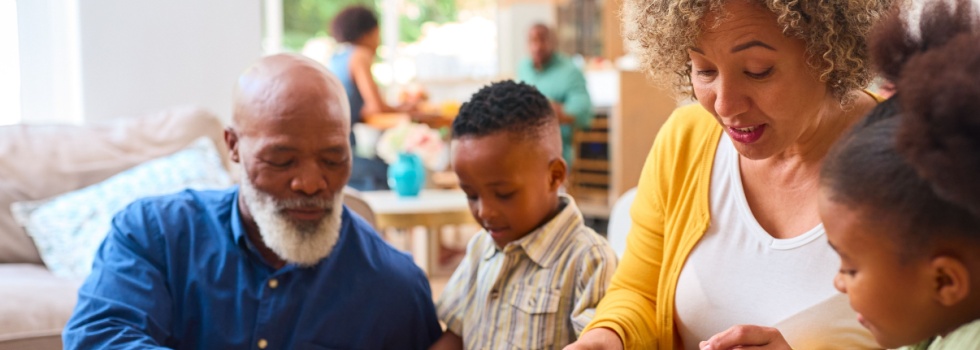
699;325;792;350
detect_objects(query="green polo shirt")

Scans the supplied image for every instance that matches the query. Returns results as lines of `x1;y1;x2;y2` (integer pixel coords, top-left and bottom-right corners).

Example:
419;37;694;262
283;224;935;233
518;53;594;166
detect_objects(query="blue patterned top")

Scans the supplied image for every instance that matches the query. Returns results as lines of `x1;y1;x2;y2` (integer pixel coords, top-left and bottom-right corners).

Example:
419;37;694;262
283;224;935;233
328;45;365;145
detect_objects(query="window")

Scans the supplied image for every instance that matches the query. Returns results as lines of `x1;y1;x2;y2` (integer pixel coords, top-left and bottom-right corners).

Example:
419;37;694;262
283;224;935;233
0;0;21;125
269;0;498;103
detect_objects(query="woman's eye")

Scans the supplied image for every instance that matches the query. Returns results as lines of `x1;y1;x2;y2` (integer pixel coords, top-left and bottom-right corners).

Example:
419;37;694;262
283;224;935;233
695;69;717;77
746;67;773;79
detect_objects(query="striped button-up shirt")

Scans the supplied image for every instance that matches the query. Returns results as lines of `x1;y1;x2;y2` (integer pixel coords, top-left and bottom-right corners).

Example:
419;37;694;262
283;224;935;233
437;194;618;350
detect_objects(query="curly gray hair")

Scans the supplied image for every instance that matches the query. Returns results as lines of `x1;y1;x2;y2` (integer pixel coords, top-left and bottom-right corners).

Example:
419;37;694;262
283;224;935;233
622;0;894;103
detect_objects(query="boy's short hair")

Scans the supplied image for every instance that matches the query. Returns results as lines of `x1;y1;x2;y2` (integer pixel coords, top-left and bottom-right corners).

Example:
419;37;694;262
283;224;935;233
451;80;555;140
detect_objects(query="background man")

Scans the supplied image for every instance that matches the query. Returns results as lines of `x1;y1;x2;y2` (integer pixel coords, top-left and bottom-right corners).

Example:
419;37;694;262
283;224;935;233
518;23;594;167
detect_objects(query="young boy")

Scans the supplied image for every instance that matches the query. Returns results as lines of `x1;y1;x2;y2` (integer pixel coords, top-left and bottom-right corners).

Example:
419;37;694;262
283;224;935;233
432;80;618;350
819;1;980;349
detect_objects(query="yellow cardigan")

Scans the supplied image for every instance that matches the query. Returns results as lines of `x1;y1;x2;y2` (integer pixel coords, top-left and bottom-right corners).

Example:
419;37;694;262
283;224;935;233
586;95;882;348
584;103;726;349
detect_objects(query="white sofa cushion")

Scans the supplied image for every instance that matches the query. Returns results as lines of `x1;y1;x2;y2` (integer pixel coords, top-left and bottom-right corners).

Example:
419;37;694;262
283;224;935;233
11;138;231;278
0;106;229;264
0;264;81;343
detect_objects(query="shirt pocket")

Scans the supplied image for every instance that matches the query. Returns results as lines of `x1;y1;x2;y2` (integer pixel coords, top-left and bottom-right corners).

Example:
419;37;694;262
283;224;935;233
504;285;562;350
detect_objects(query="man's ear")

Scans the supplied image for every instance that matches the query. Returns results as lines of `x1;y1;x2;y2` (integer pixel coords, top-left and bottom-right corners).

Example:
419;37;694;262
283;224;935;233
931;256;970;307
548;158;567;192
225;127;240;163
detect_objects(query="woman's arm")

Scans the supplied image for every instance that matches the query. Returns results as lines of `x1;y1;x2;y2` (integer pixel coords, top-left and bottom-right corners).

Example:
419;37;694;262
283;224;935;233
567;110;692;349
349;47;411;121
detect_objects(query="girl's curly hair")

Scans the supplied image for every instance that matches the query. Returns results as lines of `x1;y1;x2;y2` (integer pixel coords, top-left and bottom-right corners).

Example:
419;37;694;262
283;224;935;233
622;0;893;103
822;0;980;256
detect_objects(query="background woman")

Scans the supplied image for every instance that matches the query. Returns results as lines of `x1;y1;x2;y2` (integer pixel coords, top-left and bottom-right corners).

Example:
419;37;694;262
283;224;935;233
567;0;892;349
328;5;418;191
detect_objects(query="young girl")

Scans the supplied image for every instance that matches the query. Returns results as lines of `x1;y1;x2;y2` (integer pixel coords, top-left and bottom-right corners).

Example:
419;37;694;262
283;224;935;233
819;0;980;348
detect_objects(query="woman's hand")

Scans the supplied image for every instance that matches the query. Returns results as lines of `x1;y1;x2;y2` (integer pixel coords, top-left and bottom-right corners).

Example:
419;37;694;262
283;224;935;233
699;325;791;350
563;328;624;350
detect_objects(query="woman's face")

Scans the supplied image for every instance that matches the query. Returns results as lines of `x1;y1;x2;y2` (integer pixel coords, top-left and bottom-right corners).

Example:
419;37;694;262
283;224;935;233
359;27;381;51
689;0;832;160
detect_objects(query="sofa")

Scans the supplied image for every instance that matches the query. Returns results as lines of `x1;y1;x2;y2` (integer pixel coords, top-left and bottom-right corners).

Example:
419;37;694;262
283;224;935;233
0;107;230;349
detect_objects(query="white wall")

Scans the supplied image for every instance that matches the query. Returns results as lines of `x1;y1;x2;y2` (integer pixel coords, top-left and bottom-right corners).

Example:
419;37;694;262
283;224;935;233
1;0;21;125
77;0;262;123
18;0;84;124
18;0;263;124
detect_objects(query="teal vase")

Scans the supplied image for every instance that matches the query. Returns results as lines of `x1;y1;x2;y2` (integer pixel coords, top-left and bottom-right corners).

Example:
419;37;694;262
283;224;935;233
387;152;426;197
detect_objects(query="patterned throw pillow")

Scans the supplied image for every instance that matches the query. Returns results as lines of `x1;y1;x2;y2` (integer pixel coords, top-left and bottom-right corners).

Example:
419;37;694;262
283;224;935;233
10;137;232;278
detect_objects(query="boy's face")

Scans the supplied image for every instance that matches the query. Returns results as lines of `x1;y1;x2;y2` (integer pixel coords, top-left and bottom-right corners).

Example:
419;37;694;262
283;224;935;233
452;132;564;248
818;188;939;348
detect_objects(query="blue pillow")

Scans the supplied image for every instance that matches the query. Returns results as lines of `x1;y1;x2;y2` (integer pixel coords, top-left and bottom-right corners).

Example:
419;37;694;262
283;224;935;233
11;137;232;278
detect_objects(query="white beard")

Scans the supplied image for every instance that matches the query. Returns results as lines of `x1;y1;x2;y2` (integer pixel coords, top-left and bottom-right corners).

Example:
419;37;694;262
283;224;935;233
239;170;344;266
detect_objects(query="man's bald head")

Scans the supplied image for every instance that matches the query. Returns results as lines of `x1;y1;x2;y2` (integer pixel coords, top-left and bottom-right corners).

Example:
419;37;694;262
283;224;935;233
232;54;350;136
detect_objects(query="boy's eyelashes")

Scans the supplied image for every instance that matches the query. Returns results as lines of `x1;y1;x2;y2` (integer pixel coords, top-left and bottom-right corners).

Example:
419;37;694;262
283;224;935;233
838;268;857;276
464;191;517;201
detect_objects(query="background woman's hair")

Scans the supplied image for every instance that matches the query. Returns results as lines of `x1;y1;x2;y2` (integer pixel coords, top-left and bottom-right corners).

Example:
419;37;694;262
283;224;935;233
330;5;379;44
621;0;892;103
822;0;980;256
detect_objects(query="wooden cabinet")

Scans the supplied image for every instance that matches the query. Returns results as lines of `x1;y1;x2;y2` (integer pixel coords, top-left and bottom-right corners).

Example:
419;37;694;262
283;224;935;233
570;70;677;219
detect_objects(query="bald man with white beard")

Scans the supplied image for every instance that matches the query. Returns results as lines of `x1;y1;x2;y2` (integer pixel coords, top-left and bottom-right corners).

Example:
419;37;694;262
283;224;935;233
64;54;442;349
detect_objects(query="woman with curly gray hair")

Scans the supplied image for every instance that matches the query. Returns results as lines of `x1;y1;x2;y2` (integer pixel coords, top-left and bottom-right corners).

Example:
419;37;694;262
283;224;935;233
566;0;892;349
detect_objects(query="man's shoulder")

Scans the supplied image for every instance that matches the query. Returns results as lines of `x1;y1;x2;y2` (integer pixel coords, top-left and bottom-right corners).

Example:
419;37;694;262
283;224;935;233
122;187;236;220
340;208;427;283
532;202;615;269
554;208;613;255
516;57;535;80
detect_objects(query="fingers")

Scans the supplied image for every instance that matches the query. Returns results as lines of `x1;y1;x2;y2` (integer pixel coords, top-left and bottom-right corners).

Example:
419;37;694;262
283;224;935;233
700;325;791;350
564;328;624;350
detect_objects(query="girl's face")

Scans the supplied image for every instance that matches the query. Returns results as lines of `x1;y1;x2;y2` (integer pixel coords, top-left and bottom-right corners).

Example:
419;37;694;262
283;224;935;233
819;188;943;348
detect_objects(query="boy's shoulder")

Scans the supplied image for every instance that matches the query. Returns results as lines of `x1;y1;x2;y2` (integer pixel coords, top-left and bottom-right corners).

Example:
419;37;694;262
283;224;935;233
548;197;611;244
531;196;617;266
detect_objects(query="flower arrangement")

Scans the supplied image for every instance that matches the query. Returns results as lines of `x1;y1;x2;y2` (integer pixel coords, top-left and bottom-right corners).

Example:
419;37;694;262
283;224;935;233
375;121;449;171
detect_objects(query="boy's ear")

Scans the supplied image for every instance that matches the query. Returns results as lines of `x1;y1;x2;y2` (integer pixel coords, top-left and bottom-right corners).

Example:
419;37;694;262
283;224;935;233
225;127;241;163
548;158;567;191
930;256;970;307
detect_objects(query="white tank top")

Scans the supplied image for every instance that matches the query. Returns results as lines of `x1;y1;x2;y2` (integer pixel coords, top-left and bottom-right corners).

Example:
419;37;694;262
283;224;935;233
674;135;878;350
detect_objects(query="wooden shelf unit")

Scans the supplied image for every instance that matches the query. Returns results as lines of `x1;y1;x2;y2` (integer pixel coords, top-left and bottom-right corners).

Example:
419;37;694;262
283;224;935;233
568;70;677;219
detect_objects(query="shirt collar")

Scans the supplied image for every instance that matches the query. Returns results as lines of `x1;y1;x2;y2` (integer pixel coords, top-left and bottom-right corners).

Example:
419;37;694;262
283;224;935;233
535;53;560;72
230;186;248;248
482;194;583;268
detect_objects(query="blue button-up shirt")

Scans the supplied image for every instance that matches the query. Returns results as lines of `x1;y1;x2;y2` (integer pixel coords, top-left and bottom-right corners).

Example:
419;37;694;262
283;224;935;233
64;187;441;349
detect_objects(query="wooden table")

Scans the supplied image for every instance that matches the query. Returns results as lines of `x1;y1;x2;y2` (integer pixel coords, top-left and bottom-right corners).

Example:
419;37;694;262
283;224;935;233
360;189;475;275
363;112;455;130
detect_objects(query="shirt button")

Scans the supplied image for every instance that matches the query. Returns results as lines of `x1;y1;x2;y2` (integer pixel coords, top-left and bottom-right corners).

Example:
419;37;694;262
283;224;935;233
258;339;268;349
268;278;279;289
490;290;499;299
